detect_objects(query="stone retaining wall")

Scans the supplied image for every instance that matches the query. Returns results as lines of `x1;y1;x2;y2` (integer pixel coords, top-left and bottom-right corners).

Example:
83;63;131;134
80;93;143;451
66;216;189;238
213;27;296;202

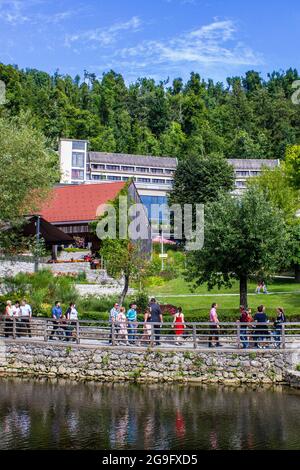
0;340;298;385
285;370;300;389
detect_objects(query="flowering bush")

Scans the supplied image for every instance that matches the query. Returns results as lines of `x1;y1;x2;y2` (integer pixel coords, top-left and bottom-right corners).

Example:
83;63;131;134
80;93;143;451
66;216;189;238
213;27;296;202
160;304;177;316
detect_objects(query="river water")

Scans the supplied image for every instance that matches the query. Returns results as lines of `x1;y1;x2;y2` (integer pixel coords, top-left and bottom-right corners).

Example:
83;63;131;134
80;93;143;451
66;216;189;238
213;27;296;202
0;377;300;450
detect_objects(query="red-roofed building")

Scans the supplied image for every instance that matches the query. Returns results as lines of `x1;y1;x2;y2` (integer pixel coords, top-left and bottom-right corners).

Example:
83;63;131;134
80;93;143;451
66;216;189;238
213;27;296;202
40;182;126;225
39;181;151;254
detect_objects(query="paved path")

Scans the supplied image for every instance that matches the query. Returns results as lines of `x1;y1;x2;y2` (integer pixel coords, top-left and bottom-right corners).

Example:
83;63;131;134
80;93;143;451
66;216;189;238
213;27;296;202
3;335;300;351
155;291;300;298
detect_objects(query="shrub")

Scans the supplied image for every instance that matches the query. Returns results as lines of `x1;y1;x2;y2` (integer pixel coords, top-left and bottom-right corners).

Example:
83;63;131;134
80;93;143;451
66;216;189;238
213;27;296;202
1;269;78;315
134;291;149;314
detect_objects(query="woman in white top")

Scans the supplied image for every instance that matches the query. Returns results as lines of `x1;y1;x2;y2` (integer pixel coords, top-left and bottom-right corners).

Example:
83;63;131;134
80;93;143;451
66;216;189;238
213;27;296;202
117;307;128;345
66;303;78;341
12;301;21;317
12;301;21;337
4;301;14;337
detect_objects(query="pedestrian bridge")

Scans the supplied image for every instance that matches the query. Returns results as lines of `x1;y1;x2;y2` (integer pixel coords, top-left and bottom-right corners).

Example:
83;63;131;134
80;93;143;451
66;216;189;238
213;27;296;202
1;317;300;351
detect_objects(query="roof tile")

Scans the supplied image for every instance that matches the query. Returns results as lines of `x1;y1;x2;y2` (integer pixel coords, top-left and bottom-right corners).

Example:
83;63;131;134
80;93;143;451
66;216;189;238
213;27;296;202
39;182;126;223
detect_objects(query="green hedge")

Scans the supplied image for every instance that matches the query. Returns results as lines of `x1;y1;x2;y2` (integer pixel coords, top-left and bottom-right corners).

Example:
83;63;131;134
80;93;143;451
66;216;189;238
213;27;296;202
80;309;300;323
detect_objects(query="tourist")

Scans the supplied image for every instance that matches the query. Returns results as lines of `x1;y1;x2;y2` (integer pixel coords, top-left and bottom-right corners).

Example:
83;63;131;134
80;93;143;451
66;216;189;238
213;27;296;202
4;300;14;338
50;301;63;340
255;281;268;294
149;298;163;346
255;281;262;294
126;303;138;345
65;302;79;342
262;281;268;294
273;307;286;349
208;303;221;348
173;307;185;345
254;305;269;348
117;307;128;345
12;301;21;337
239;307;253;349
19;299;32;338
141;308;152;345
109;303;120;345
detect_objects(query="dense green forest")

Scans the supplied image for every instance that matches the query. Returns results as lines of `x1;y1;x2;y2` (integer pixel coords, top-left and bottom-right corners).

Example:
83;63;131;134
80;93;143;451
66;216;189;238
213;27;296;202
1;63;300;159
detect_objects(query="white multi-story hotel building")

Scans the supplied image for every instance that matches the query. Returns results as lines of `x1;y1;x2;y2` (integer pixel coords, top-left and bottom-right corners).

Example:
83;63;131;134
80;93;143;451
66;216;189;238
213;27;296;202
59;138;280;232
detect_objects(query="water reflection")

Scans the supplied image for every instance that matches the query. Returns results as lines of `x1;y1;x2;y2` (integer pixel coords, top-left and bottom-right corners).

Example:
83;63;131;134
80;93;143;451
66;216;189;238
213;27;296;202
0;377;300;449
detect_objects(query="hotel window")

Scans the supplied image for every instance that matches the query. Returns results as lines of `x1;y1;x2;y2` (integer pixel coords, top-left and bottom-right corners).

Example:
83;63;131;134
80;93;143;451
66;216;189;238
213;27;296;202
236;171;249;177
121;166;135;171
137;178;151;183
106;165;120;171
71;169;84;180
251;171;260;176
91;164;105;170
107;175;122;181
151;168;164;174
152;178;166;184
92;174;106;180
72;152;84;168
122;176;129;181
235;181;246;188
165;169;175;174
136;167;149;173
72;141;86;151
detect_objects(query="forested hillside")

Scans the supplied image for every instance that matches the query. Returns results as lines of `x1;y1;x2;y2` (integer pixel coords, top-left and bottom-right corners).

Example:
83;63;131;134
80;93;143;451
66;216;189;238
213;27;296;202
1;63;300;159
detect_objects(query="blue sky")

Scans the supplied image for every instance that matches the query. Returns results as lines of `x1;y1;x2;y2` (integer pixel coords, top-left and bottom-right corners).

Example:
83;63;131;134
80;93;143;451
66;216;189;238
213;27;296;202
0;0;300;83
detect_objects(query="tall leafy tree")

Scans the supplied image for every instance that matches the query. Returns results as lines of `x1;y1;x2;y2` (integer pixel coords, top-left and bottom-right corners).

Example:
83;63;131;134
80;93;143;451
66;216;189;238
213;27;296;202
169;154;235;207
186;188;289;307
0;113;59;223
249;166;300;281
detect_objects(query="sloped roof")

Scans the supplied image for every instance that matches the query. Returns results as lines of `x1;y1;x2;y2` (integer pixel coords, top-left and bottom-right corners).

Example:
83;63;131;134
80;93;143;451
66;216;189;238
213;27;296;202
88;152;177;168
228;159;279;170
39;182;126;224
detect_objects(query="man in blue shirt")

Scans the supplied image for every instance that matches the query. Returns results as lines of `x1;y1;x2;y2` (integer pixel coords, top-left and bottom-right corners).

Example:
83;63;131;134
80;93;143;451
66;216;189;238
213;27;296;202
50;301;63;340
127;304;137;344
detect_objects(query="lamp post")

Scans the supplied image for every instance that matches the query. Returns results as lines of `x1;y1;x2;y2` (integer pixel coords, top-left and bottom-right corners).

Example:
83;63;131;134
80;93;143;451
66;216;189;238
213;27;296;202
161;228;164;271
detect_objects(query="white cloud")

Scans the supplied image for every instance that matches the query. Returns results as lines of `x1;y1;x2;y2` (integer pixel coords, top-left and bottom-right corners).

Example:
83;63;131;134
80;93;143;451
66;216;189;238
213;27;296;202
65;16;142;48
0;0;76;26
0;0;29;25
115;20;263;69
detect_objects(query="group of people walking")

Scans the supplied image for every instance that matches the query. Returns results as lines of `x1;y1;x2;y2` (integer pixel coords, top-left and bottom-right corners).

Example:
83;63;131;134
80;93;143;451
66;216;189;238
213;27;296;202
3;300;32;337
2;297;287;350
49;301;79;341
109;298;186;346
208;303;286;349
109;298;164;346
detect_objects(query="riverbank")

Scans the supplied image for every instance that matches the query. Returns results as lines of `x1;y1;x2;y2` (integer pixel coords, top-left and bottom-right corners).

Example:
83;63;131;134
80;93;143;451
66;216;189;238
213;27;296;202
1;339;300;386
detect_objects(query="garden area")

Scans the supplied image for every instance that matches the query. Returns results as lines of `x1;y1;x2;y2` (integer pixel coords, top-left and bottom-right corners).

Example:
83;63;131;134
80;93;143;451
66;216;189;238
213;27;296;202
0;260;299;324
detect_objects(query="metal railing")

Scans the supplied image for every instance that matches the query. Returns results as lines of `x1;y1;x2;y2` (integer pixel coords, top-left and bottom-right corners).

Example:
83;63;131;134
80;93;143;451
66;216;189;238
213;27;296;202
1;318;300;350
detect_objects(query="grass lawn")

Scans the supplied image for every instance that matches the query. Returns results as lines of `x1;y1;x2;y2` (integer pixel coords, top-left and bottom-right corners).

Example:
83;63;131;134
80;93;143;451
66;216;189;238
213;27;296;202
149;277;300;320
